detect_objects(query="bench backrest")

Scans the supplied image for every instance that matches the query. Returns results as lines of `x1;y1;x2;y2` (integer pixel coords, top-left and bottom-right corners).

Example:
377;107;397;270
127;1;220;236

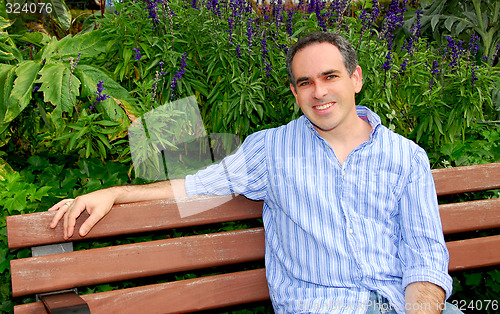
7;162;500;313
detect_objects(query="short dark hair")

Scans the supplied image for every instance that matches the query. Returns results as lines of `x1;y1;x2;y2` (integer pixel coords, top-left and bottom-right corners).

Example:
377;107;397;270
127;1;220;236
286;31;358;88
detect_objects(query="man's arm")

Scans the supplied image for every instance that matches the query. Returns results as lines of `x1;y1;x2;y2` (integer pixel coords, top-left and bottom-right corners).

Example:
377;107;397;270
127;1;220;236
398;149;453;307
405;281;445;313
49;179;186;240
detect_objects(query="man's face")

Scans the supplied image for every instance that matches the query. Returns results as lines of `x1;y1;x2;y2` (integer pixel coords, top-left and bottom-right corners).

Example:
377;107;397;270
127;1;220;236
290;42;363;135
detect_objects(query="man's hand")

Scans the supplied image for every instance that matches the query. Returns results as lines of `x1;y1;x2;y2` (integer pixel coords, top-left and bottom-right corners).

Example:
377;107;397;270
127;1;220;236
405;281;445;313
49;188;117;240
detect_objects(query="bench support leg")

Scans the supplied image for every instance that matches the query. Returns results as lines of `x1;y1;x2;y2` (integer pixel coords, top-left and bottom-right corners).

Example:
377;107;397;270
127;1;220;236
32;243;90;313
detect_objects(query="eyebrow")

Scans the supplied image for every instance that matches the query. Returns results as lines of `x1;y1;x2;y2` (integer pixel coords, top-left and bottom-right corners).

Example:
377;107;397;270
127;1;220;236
295;69;341;85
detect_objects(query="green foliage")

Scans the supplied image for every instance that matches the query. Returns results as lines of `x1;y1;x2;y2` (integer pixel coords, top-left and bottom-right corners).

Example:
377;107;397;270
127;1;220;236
0;22;139;159
439;126;500;166
89;0;300;138
1;0;499;167
55;113;122;160
0;154;144;312
409;0;499;65
450;267;500;313
0;172;51;216
0;0;499;311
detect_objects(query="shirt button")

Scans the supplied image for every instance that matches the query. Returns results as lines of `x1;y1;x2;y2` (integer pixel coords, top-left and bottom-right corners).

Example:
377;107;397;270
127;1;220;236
342;171;346;176
349;229;354;234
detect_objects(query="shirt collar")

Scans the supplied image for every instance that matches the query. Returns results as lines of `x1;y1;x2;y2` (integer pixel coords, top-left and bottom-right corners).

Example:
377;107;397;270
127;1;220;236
356;106;381;135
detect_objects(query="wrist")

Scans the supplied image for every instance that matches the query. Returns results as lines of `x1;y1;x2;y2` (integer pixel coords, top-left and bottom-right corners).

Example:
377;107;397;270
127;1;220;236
100;185;125;204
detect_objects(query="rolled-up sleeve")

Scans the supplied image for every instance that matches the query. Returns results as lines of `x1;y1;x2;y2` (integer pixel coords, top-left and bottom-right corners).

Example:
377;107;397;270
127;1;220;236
398;149;453;299
185;130;268;201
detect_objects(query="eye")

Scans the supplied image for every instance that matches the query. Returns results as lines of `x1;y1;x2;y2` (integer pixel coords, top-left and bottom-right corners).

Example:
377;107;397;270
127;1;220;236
326;74;337;80
298;81;310;87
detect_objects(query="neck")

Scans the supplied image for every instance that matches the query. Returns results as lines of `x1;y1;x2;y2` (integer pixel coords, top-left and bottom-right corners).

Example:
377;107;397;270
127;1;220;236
315;114;372;165
316;113;372;147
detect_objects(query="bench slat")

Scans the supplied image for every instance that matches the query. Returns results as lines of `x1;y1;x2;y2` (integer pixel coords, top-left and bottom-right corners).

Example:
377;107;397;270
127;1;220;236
11;228;265;297
440;198;500;234
432;162;500;196
7;195;263;249
13;268;269;314
447;235;500;271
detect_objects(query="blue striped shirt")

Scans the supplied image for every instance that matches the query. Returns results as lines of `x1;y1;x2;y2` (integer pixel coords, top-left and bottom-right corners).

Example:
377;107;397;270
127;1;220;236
185;106;452;313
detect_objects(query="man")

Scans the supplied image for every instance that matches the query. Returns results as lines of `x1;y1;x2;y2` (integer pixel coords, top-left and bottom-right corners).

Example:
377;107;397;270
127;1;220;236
50;32;460;313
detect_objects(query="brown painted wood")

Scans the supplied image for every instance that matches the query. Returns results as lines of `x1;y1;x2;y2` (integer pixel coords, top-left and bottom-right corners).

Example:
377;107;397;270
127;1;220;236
447;235;500;272
13;268;269;314
7;162;500;313
440;198;500;234
432;162;500;196
11;228;265;297
7;195;263;249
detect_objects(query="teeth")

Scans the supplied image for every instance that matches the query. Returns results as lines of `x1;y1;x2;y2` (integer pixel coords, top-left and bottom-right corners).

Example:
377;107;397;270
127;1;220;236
315;103;333;110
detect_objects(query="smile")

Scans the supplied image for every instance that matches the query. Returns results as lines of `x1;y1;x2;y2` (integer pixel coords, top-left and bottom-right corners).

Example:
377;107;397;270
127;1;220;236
314;102;334;110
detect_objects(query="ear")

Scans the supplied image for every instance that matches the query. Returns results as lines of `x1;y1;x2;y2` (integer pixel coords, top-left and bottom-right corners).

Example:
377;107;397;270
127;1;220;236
351;65;363;93
290;83;299;105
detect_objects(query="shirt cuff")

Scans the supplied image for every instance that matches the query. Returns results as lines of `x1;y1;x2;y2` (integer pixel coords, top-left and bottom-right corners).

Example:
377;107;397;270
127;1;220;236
402;268;453;300
184;174;202;196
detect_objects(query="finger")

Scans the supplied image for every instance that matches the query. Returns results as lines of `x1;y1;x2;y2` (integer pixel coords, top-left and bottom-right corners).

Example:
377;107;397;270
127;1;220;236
63;199;84;240
49;199;74;229
50;206;68;229
48;199;74;212
79;211;105;237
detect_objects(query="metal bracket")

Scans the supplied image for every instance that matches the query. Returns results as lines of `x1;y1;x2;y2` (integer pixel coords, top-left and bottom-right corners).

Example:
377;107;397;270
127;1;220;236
39;290;91;314
32;242;74;257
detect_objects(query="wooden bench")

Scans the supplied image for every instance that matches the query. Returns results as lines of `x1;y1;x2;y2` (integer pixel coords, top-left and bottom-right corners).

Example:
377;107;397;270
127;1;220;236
7;162;500;313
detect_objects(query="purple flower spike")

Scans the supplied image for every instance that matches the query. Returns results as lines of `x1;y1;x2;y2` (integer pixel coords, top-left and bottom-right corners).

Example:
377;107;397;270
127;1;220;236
429;60;440;92
133;48;142;61
94;81;111;106
170;53;188;100
469;34;479;58
382;52;393;71
471;66;479;86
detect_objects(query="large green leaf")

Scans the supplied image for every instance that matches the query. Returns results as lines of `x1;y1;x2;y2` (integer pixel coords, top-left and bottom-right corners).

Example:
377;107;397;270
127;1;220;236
47;0;72;31
55;30;106;59
0;64;16;123
47;66;81;131
0;157;15;181
0;42;22;62
0;16;14;31
39;36;59;61
40;29;101;60
4;61;42;124
36;63;80;112
18;31;50;48
37;64;65;106
100;97;130;126
74;65;135;102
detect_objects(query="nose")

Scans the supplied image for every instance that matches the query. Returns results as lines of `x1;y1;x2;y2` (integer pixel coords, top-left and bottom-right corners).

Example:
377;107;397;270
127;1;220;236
313;81;328;99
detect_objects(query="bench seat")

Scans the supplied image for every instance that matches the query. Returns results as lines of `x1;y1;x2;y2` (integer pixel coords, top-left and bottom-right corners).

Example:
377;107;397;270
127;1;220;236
7;162;500;313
